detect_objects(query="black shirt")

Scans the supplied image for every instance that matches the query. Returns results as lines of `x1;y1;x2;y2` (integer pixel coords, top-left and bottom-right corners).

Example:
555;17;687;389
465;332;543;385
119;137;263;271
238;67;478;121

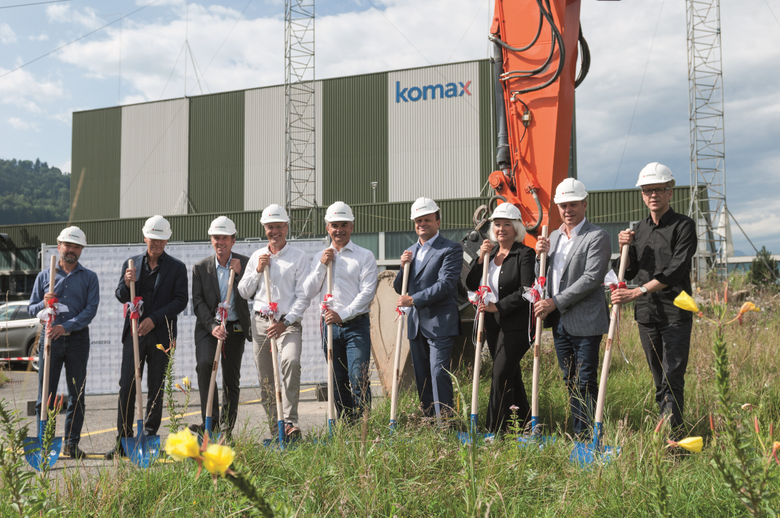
139;253;163;320
619;208;697;324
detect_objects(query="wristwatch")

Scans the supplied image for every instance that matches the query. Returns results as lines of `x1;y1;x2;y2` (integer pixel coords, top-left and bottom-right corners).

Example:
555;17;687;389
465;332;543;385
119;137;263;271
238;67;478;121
283;317;293;327
638;285;648;296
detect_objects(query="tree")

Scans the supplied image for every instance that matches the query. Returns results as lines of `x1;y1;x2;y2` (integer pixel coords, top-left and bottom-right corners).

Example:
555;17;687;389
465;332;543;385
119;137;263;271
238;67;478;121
751;246;779;287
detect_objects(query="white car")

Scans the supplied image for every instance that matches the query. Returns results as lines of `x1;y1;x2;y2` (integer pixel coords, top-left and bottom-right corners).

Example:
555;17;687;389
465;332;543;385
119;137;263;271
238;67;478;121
0;301;42;371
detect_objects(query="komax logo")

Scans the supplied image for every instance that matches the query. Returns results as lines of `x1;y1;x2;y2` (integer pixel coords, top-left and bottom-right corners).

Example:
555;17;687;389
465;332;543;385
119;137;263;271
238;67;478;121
395;80;472;103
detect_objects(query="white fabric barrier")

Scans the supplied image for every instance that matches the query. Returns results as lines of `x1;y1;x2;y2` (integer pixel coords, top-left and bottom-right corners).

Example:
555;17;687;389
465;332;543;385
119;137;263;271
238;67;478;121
42;240;328;395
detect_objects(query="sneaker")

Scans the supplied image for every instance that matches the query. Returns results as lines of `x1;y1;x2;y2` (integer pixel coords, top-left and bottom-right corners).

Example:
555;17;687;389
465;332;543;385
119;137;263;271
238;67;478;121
284;422;301;439
64;444;87;459
104;443;126;460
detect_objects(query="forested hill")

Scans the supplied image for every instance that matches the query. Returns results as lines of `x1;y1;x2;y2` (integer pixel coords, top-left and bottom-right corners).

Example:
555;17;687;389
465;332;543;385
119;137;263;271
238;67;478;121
0;158;70;225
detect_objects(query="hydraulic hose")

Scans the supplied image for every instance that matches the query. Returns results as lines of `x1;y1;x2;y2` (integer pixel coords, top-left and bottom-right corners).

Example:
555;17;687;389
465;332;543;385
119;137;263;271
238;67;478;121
488;8;543;53
524;189;543;233
575;24;590;88
493;43;511;170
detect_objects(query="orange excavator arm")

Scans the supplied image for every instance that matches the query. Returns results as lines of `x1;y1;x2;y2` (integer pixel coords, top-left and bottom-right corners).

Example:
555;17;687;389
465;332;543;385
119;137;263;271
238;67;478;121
488;0;585;246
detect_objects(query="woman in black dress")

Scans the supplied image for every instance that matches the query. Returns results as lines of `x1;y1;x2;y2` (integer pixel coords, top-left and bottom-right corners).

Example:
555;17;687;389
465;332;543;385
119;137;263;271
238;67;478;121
465;203;535;433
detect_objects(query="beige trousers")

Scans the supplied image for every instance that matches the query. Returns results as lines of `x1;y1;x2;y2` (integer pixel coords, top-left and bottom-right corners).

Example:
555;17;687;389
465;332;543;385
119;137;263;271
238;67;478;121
251;312;302;429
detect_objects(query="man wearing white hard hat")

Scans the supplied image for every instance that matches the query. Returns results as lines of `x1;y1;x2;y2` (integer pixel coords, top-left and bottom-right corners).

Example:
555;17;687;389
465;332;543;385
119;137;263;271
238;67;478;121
394;197;463;419
106;215;188;459
534;178;611;439
303;201;378;422
28;226;99;459
190;216;251;438
238;204;311;439
611;163;696;437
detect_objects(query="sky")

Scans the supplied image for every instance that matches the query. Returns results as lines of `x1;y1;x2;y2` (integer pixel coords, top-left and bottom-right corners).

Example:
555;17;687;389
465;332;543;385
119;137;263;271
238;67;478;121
0;0;779;255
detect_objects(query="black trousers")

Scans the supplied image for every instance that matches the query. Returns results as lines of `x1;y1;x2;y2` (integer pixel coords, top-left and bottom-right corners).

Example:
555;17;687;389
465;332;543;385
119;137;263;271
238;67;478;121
196;323;245;435
638;319;692;433
484;316;531;433
116;333;169;437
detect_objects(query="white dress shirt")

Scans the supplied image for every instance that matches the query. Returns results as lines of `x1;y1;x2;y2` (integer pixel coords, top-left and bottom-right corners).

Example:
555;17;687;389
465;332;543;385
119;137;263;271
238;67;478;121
550;218;587;297
302;240;378;321
415;231;440;268
237;243;311;323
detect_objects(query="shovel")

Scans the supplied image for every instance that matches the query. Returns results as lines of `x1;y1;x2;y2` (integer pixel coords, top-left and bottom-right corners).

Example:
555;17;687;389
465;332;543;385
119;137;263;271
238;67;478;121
519;225;556;448
457;249;494;445
203;269;236;443
121;259;161;468
23;255;63;470
262;268;287;448
389;263;410;432
325;262;337;436
570;243;629;466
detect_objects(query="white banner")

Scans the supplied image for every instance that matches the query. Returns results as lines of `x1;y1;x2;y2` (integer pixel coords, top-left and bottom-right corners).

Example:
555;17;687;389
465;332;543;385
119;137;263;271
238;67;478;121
42;240;329;395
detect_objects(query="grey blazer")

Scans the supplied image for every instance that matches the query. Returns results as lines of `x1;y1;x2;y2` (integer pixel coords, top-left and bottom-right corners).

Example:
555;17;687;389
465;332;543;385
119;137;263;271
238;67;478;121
192;253;252;346
538;220;611;336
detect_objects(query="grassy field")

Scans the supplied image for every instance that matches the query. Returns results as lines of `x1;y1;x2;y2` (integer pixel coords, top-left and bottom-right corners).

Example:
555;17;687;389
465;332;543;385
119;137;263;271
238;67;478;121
1;283;779;517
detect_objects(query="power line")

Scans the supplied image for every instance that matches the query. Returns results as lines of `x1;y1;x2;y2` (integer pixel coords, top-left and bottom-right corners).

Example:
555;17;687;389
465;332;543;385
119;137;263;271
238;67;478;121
0;0;162;81
0;0;69;9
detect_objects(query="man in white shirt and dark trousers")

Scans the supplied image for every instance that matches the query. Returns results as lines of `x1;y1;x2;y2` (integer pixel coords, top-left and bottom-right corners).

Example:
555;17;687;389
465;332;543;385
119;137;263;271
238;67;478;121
303;202;378;422
238;204;311;440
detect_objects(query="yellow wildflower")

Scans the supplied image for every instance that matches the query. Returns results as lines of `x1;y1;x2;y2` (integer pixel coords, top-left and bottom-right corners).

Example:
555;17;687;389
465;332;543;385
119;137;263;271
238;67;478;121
183;376;191;391
673;291;699;314
156;344;165;351
738;301;760;315
202;444;235;477
668;436;703;453
164;429;200;461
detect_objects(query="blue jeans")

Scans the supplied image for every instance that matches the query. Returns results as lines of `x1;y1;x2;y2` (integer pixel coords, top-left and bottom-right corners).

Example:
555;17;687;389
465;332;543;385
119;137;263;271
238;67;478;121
552;319;602;438
321;314;372;422
36;327;90;447
409;334;454;418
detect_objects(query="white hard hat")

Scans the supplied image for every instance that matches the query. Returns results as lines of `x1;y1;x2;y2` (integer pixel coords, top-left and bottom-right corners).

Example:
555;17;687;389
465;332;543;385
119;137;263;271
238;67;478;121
325;201;354;223
208;216;237;236
261;204;289;224
410;197;440;220
57;226;87;247
489;203;522;220
142;215;172;240
553;178;588;204
636;162;675;188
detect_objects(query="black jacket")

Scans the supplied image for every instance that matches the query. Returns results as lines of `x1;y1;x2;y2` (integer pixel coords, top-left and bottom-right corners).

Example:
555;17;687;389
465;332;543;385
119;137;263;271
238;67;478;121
466;242;535;332
115;251;189;346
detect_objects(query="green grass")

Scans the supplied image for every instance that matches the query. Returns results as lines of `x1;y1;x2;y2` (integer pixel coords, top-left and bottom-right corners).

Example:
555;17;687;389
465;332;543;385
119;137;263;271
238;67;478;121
2;289;779;517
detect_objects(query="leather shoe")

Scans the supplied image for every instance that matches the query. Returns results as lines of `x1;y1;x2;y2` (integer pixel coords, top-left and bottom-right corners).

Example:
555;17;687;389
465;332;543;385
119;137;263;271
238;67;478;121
189;423;205;436
284;422;301;439
64;444;87;460
104;443;126;460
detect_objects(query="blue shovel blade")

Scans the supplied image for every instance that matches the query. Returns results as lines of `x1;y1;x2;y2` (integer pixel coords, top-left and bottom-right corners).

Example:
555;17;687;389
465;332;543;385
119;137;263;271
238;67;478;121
517;434;556;450
456;431;495;445
202;417;222;444
570;441;621;466
23;434;62;471
122;435;161;468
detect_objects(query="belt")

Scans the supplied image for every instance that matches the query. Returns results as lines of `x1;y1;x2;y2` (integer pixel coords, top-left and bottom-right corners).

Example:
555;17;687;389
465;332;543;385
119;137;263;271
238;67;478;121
62;326;89;337
329;313;369;327
255;311;287;322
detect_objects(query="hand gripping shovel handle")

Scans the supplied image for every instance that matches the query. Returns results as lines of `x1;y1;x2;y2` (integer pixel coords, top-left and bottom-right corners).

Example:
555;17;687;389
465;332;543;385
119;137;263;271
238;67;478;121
593;243;630;430
531;225;549;433
389;263;410;429
128;259;145;425
468;250;491;432
326;263;336;431
205;269;235;435
40;255;57;423
263;268;286;445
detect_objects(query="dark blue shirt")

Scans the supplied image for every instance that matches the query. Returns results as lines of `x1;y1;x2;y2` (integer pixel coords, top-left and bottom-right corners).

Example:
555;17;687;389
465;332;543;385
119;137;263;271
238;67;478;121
29;261;100;333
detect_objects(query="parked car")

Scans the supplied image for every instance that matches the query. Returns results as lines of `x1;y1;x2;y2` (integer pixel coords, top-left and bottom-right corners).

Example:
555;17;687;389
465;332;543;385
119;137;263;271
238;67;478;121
0;301;42;371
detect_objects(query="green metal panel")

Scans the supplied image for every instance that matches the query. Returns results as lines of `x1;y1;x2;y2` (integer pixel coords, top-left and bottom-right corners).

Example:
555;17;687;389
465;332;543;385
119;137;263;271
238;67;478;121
478;59;496;189
188;92;245;213
71;107;122;221
322;73;388;206
588;186;691;224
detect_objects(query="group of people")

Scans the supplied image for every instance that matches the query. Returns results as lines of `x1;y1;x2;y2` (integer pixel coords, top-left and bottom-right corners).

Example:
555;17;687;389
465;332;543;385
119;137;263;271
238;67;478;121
28;160;697;460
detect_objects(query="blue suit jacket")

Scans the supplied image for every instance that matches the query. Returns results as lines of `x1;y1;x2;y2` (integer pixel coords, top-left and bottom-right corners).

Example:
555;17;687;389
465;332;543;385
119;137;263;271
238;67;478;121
115;251;189;347
394;235;462;340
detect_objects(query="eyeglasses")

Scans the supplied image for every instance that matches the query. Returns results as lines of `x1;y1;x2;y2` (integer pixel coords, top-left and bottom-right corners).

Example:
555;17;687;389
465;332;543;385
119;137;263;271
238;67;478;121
641;187;671;196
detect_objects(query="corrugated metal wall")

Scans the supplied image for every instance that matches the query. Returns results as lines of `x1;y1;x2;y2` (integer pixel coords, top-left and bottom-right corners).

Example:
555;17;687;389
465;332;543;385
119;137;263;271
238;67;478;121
387;61;483;202
244;86;285;211
71;107;122;221
321;72;388;205
120;99;189;218
588;186;691;223
189;91;245;213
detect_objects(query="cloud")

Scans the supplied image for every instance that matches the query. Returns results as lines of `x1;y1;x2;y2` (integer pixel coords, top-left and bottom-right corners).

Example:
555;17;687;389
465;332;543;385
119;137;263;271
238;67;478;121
0;23;16;44
59;160;71;174
29;34;50;42
0;68;63;113
8;118;38;130
46;5;102;30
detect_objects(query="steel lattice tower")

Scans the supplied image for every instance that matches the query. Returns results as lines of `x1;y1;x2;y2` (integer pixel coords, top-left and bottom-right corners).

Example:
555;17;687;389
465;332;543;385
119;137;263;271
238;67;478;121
687;0;727;282
284;0;316;237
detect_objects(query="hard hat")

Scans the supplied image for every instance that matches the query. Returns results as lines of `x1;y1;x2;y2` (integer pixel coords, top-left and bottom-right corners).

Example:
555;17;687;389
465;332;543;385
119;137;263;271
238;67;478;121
324;201;354;223
636;162;675;188
208;216;237;236
553;178;588;204
142;215;172;240
489;203;522;220
410;197;440;220
57;226;87;247
260;204;289;224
